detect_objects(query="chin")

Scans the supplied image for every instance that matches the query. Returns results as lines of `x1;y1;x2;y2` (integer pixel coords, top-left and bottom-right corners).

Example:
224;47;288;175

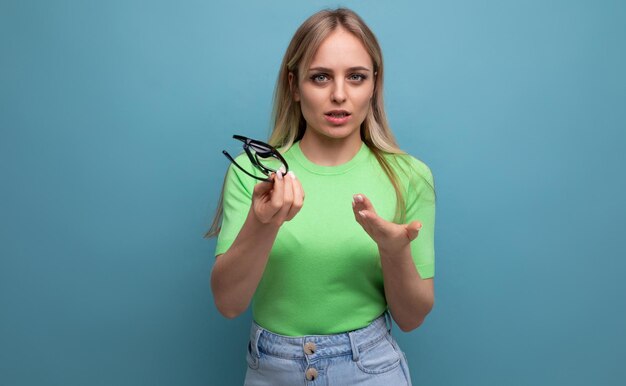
319;125;361;140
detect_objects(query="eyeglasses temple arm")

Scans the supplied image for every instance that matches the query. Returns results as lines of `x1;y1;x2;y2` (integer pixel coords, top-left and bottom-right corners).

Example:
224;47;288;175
222;151;272;182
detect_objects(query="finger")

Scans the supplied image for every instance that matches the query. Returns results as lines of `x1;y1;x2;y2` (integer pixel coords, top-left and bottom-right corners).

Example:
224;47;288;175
405;221;423;241
277;171;295;220
352;198;366;225
270;170;285;213
352;201;374;236
361;209;394;240
253;175;274;196
352;197;373;227
353;193;377;214
285;171;304;221
358;209;383;229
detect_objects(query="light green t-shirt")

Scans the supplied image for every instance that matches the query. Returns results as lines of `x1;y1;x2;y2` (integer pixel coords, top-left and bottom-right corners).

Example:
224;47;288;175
215;141;435;336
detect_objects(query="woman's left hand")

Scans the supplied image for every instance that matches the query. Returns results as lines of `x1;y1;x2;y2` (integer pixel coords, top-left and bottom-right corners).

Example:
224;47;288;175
352;193;422;255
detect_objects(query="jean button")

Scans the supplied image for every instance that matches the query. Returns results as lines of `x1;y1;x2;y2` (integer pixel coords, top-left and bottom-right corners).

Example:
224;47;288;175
305;367;318;381
304;341;316;355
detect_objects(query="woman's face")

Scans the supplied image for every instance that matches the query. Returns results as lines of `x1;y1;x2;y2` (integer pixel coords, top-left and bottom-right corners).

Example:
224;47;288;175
291;27;375;143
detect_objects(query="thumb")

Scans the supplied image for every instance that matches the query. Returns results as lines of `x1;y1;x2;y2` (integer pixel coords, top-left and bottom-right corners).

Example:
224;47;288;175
405;221;422;241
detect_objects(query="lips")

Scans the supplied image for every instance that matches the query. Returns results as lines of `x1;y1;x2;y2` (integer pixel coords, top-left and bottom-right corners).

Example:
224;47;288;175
324;110;352;125
324;110;351;118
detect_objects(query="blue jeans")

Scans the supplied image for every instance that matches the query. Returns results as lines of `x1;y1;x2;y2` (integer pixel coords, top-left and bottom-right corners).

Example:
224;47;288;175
244;311;412;385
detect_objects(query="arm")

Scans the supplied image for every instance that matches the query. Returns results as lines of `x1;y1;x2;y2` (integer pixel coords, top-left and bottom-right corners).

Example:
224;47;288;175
210;208;280;319
353;163;435;332
210;170;304;319
352;194;434;332
378;244;434;331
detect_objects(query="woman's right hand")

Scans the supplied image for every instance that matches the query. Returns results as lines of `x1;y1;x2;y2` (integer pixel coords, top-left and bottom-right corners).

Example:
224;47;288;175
251;169;305;226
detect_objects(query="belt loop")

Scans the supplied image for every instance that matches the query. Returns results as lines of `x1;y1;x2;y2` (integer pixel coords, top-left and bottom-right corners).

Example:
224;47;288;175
251;327;263;359
384;309;393;334
347;331;360;362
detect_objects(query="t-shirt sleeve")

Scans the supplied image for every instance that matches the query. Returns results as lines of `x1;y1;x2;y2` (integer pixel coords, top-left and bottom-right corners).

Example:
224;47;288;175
214;158;256;257
403;157;436;279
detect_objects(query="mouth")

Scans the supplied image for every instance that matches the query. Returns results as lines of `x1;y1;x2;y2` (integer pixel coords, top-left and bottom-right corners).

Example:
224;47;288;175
323;110;352;125
324;110;351;118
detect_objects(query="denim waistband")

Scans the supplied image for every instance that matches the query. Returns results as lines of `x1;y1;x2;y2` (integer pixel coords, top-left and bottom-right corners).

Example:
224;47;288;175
248;311;393;361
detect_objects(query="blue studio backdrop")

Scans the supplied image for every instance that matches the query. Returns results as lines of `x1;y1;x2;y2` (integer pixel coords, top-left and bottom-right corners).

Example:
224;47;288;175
1;1;625;385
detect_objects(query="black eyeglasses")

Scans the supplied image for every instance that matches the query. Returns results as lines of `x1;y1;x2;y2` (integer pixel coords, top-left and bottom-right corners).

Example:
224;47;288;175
222;135;289;182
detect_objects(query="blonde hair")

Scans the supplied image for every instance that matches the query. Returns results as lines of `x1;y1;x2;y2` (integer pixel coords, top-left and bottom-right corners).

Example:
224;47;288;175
205;7;429;238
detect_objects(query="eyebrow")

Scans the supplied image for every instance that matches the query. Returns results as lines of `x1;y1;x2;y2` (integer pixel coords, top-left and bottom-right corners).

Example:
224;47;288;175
308;66;372;73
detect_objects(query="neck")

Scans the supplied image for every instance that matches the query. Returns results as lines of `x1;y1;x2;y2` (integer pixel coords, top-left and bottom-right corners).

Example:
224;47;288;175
299;130;363;166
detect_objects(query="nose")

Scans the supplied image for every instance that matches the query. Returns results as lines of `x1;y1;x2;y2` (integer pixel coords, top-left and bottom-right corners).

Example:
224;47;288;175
331;79;347;104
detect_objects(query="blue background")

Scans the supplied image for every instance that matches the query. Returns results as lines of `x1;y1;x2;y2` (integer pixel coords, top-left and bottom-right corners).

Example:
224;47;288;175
1;0;625;385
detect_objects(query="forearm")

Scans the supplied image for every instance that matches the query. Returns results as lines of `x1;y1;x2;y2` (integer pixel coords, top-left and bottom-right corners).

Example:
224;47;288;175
210;208;280;318
379;244;434;332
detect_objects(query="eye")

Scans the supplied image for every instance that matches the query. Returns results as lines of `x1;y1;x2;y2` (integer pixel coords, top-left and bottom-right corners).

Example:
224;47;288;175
348;73;367;82
310;73;330;83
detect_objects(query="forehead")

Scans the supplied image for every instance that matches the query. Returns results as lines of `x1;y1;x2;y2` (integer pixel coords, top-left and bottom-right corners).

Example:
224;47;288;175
308;27;372;69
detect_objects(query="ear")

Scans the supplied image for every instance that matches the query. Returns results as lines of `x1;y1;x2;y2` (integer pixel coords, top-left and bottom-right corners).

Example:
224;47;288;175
288;72;300;102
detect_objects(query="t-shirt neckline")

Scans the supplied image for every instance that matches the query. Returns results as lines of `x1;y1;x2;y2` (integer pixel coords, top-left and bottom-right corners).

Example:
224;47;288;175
291;140;370;175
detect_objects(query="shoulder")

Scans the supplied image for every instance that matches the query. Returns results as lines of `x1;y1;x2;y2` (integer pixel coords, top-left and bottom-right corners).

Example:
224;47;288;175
382;152;435;189
222;152;259;195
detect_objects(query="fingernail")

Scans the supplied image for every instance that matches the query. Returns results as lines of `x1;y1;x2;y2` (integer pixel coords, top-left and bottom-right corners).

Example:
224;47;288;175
277;170;283;180
416;222;422;230
278;165;286;174
287;171;296;179
356;195;363;202
359;210;366;218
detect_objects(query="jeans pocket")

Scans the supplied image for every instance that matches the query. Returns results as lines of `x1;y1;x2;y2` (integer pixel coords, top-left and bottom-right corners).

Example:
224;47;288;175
356;335;402;374
245;340;260;370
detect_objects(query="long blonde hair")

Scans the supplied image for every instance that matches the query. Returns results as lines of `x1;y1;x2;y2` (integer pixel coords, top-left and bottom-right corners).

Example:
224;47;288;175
205;7;429;238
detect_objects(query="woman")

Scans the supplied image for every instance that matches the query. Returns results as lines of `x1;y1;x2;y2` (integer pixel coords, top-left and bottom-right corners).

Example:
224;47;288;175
208;7;435;385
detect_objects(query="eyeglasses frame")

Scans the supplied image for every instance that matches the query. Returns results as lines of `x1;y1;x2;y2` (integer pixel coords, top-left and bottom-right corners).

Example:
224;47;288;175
222;135;289;182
